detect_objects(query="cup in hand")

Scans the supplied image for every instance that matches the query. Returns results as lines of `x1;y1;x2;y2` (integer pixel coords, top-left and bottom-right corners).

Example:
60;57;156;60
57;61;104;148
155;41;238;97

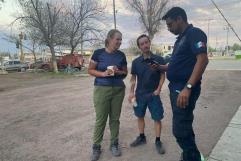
107;66;115;76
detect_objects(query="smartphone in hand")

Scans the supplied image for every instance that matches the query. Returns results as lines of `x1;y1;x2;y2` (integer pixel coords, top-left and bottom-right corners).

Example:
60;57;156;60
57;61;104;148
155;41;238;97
144;58;160;66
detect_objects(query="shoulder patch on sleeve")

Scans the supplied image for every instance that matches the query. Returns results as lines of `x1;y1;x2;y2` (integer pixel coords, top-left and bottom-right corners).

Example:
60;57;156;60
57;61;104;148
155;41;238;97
195;41;206;49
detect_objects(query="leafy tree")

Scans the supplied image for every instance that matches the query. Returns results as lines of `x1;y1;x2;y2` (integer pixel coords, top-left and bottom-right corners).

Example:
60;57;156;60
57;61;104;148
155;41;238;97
231;43;241;51
208;46;216;52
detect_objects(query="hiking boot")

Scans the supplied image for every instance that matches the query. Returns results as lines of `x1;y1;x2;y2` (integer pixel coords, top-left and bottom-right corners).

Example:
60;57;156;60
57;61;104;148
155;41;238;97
130;136;146;147
155;140;165;154
90;144;101;161
110;140;121;157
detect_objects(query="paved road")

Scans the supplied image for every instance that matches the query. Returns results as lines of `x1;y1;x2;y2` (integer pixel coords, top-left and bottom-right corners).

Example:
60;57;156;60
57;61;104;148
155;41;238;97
0;70;241;161
127;59;241;71
207;60;241;71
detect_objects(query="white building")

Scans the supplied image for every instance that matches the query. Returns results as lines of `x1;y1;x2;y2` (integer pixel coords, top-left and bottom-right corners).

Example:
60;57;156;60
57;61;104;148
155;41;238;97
152;43;174;54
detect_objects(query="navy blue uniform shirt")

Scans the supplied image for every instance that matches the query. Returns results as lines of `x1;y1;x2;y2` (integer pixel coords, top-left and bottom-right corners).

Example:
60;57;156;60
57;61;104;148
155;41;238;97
167;24;207;90
91;48;127;87
131;53;165;96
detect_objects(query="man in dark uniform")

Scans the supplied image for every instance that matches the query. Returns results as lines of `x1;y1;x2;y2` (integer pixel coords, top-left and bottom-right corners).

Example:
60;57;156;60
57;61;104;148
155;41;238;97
160;7;209;161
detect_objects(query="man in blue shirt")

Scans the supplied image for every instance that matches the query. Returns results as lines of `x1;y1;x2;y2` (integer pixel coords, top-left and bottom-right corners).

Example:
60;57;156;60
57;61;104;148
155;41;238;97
160;7;209;161
128;34;166;155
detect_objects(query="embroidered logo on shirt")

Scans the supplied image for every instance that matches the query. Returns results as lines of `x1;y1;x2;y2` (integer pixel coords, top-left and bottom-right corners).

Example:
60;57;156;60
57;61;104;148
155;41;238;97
195;41;206;48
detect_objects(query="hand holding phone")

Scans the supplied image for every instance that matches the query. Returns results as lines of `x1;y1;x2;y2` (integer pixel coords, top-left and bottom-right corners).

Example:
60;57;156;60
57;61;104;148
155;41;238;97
144;58;160;65
144;59;161;71
149;60;160;66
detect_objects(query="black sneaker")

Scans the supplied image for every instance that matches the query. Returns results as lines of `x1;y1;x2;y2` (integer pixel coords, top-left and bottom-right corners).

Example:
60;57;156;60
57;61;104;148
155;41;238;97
155;140;165;154
90;144;101;161
110;140;121;157
130;136;146;147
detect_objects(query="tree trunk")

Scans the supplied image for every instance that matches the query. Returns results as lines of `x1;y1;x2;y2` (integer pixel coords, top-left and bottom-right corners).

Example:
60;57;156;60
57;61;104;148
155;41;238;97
80;21;83;54
33;51;37;63
70;47;74;55
49;45;58;73
32;43;37;63
81;41;83;55
149;33;154;41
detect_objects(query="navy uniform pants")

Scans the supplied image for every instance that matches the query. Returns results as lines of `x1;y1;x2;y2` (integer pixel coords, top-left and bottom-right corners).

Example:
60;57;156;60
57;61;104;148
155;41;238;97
169;85;201;161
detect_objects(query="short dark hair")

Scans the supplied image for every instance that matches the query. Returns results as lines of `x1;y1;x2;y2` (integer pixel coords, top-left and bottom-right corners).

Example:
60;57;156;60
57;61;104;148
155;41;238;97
136;34;150;47
162;7;187;22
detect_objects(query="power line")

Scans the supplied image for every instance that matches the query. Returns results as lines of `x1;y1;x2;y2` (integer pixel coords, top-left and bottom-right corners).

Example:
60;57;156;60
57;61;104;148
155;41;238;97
210;0;241;42
186;0;240;9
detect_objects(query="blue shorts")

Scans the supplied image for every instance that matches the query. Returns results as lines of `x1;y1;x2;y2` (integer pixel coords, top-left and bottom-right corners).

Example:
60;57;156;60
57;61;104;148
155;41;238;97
134;94;164;121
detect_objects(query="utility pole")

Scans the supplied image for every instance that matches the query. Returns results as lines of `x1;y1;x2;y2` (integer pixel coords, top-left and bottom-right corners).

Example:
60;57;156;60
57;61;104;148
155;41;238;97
215;36;218;51
224;26;229;56
207;18;213;54
113;0;116;29
19;32;24;62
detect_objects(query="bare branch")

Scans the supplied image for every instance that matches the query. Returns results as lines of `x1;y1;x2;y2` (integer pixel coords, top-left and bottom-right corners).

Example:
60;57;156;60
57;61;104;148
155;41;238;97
14;0;67;72
62;0;106;54
126;0;169;40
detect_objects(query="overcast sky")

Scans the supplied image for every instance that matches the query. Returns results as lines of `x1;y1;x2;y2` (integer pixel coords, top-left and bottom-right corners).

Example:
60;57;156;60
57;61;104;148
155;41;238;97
0;0;241;53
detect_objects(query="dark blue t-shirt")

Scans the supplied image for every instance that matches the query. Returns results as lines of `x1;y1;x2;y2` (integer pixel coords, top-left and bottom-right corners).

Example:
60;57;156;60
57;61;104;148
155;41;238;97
167;24;207;89
91;48;127;87
131;53;165;96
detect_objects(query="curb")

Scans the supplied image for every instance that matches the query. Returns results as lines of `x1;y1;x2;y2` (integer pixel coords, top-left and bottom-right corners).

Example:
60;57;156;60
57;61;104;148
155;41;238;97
207;105;241;161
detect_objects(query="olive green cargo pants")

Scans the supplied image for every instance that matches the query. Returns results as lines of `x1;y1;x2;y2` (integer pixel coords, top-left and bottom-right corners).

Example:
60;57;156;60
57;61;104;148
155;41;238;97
93;86;125;145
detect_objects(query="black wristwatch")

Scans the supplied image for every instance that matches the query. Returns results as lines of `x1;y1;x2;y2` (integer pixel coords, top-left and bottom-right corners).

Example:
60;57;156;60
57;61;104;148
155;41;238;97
186;83;193;89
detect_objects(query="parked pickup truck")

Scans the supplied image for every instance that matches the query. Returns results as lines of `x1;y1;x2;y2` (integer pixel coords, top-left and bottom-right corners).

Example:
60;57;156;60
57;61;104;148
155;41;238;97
0;60;28;72
29;54;85;72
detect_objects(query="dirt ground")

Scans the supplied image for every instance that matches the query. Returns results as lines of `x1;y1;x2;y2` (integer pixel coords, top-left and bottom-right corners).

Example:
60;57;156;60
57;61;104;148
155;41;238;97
0;70;241;161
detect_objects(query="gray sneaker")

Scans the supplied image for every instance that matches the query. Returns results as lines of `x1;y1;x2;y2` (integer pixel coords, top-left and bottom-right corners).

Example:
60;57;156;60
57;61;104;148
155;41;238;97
130;136;146;147
110;140;121;157
155;140;165;154
90;144;101;161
